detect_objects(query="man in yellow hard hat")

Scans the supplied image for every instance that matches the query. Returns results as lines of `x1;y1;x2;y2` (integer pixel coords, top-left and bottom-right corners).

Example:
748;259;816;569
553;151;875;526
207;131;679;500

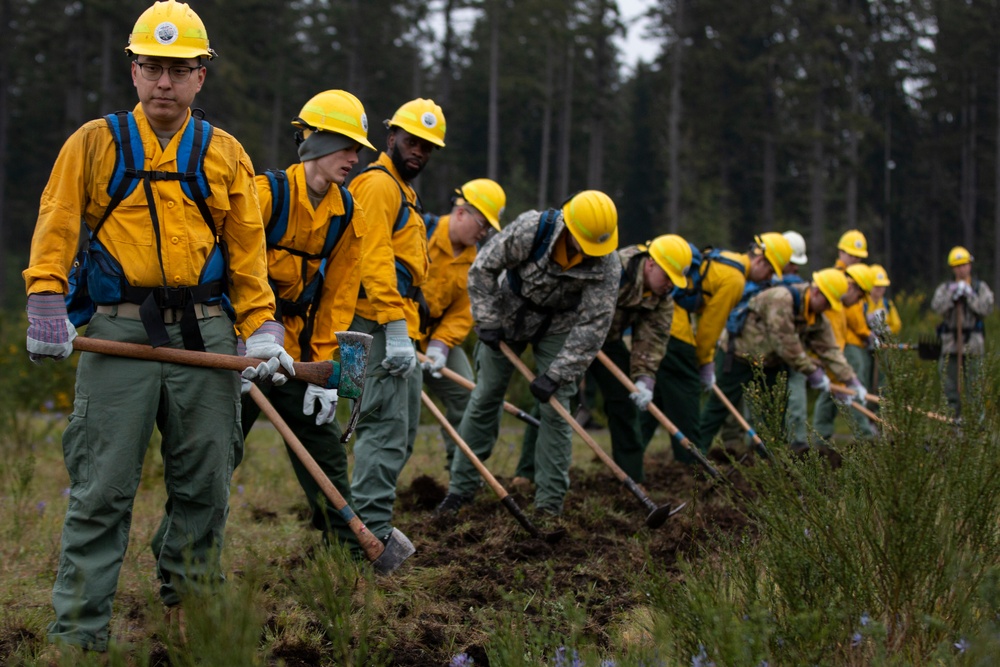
699;269;867;453
438;191;621;518
931;246;994;417
514;234;693;485
639;232;792;463
418;178;506;469
243;90;373;552
812;230;877;441
24;0;292;652
347;98;445;544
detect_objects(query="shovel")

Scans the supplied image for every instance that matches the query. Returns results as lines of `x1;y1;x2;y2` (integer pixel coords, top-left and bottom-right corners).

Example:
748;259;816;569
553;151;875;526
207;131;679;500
72;332;373;442
420;391;564;543
247;385;414;574
917;337;942;361
710;384;774;460
594;351;722;479
416;352;541;428
499;343;684;529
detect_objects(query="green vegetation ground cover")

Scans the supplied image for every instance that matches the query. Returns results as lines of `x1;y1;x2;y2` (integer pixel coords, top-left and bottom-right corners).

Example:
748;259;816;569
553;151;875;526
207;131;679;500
1;309;999;665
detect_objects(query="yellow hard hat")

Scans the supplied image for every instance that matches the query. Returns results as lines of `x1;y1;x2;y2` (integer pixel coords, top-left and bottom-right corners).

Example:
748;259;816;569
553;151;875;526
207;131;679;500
813;268;848;312
292;90;375;151
845;263;875;293
561;190;618;257
870;264;890;287
948;246;973;267
755;232;793;279
646;235;693;289
386;98;446;147
125;1;217;60
456;179;506;231
837;229;868;258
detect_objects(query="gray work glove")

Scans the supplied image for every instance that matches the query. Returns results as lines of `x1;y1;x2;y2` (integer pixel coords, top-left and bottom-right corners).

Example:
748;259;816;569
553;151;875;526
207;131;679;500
629;375;655;410
421;340;449;378
303;384;338;426
848;377;868;405
26;293;77;363
242;321;295;383
806;367;831;393
698;362;716;392
381;319;417;377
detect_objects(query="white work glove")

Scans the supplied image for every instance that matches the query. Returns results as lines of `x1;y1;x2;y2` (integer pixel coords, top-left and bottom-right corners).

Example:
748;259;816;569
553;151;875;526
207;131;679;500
421;340;449;378
303;384;338;426
629;375;655;410
26;293;77;363
951;281;972;301
698;363;716;392
242;321;295;384
806;367;831;393
381;319;417;377
865;309;886;329
848;377;868;405
867;333;881;350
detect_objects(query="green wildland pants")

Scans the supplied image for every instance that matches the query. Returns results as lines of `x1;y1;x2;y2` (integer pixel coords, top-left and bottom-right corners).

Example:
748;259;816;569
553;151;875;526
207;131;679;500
941;353;981;418
349;315;421;541
640;337;703;464
813;344;874;439
515;339;648;482
50;312;241;651
785;369;809;445
451;334;575;514
423;346;473;470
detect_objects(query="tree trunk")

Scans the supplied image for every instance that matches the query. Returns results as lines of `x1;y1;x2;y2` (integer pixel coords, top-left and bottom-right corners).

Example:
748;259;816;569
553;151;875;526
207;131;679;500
586;0;610;189
556;42;574;203
883;105;893;276
538;39;554;208
960;75;977;249
762;60;776;227
487;0;500;181
809;96;826;257
65;7;85;133
995;50;1000;296
99;17;114;112
0;0;9;300
845;0;860;231
667;0;685;233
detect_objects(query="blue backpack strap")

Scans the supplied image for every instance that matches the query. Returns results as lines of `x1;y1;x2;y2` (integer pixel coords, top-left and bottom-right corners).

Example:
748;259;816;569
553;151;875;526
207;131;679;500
530;210;558;261
263;169;290;246
423;213;440;240
318;185;353;266
176;114;215;234
360;163;421;233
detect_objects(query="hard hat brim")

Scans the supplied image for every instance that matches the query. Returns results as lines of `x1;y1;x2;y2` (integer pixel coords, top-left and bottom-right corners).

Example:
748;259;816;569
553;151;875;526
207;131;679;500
126;44;214;60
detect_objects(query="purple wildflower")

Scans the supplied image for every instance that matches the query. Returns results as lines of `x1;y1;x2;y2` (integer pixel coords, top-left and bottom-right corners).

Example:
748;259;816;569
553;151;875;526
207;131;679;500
554;646;568;667
449;653;474;667
851;632;863;648
36;501;47;515
860;613;870;627
600;660;617;667
62;487;71;497
954;638;968;654
237;485;245;495
691;645;716;667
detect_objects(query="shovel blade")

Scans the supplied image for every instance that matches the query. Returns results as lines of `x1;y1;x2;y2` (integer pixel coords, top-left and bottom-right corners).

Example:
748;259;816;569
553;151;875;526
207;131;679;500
372;528;415;575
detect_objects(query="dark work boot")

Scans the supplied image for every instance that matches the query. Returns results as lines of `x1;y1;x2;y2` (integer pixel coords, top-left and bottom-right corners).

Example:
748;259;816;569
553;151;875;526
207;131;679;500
435;493;472;516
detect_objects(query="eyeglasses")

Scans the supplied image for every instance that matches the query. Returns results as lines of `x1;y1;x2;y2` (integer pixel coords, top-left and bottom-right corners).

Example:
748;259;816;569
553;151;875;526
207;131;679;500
135;61;202;83
461;206;489;232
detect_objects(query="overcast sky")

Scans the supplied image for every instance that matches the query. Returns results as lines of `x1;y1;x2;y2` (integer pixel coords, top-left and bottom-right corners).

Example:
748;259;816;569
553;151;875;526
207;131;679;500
616;0;660;69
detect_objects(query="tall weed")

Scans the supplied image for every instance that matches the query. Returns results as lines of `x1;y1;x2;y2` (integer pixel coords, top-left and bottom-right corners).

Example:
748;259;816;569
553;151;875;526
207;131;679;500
647;351;1000;665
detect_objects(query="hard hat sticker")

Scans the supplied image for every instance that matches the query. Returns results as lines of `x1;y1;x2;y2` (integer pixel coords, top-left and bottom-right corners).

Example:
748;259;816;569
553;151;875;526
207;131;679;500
598;233;611;243
361;113;369;132
421;112;437;128
154;22;179;45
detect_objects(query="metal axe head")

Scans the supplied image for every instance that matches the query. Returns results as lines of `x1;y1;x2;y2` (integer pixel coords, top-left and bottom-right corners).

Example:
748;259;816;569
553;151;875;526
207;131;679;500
335;331;373;442
372;528;415;575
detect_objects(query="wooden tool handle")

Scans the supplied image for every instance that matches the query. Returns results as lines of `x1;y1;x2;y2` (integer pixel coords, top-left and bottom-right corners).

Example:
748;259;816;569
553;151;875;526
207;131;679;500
247;385;384;563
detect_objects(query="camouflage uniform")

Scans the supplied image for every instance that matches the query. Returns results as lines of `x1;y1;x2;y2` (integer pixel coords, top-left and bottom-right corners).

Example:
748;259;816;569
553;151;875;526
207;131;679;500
931;278;994;416
450;209;619;513
700;282;855;449
515;245;673;483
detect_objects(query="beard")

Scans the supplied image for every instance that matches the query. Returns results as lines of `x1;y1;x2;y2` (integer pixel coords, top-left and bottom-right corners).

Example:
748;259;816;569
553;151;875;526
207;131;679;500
389;143;425;181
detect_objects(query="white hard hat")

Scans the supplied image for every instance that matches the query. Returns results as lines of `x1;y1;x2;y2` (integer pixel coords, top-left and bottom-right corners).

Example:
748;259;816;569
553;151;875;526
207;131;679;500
782;230;808;265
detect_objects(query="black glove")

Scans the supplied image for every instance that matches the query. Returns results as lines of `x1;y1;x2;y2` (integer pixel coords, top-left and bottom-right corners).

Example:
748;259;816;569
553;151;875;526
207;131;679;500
529;373;560;403
477;327;504;351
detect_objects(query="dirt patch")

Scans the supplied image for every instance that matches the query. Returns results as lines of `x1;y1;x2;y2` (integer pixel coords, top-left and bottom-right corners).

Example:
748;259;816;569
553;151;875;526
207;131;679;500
388;451;753;665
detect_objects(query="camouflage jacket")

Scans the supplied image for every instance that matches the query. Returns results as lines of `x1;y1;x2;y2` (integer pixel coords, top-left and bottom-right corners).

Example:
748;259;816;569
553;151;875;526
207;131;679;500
468;209;619;384
606;245;674;379
727;282;855;382
930;278;994;355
